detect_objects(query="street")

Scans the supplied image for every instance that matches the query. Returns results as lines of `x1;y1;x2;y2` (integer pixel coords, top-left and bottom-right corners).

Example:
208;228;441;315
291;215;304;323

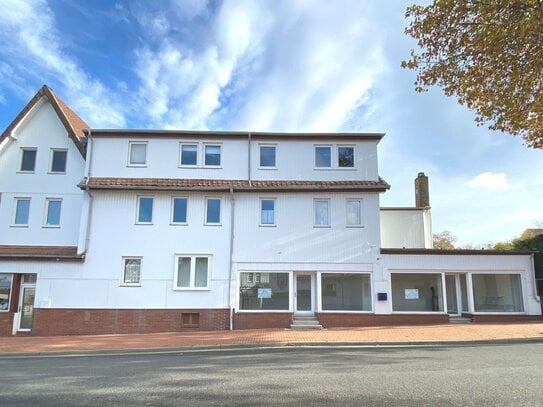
0;343;542;406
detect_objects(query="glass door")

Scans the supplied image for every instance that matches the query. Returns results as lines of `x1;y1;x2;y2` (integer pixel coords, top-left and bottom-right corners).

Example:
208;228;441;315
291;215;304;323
445;274;459;315
19;286;35;331
295;274;313;314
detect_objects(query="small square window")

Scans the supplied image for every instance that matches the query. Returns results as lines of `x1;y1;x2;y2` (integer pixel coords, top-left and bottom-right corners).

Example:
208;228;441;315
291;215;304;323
180;144;198;166
129;142;147;166
20;149;37;172
314;199;330;227
346;199;363;226
44;199;62;227
260;199;275;226
338;146;354;168
315;146;331;168
171;197;188;224
259;145;276;167
175;255;211;289
204;145;221;166
137;196;153;224
205;198;221;224
122;257;142;286
13;198;31;226
50;150;67;173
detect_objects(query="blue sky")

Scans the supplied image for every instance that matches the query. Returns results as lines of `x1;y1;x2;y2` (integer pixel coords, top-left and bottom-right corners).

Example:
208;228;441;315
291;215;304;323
1;0;541;246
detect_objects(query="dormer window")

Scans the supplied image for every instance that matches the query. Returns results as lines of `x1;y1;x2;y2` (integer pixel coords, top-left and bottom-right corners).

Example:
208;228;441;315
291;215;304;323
19;148;37;172
50;149;67;173
128;142;147;166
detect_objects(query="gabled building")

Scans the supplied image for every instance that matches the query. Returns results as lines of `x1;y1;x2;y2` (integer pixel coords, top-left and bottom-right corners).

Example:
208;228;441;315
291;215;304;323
0;86;540;336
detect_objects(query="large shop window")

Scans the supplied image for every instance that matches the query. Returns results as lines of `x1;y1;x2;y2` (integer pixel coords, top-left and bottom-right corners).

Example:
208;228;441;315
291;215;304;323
239;272;289;310
472;274;524;312
0;274;13;311
321;273;371;311
391;273;444;312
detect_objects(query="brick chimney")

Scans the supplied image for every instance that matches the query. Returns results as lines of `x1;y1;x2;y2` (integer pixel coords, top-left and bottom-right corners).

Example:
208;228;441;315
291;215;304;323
415;172;430;207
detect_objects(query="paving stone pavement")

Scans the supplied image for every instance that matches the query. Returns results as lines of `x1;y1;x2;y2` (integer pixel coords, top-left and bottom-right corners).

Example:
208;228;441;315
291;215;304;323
1;322;542;354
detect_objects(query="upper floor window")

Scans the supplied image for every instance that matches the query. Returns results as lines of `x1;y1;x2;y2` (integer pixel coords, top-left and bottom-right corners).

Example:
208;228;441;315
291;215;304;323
346;199;363;227
128;142;147;166
338;146;354;168
12;198;30;227
174;255;211;290
260;199;276;226
49;149;67;173
180;144;198;166
259;145;276;168
315;146;332;168
205;198;221;225
44;198;62;227
171;197;188;224
314;199;330;227
136;196;154;224
204;144;221;167
19;148;37;172
121;257;142;286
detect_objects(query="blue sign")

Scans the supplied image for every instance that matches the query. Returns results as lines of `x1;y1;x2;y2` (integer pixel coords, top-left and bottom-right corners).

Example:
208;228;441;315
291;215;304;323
258;288;272;299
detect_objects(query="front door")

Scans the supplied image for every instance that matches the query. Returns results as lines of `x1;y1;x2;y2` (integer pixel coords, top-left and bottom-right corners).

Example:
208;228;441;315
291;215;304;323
295;274;314;315
18;285;35;331
446;273;469;315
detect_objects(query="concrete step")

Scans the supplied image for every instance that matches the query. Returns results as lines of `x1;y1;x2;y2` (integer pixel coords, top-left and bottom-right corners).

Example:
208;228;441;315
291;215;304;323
449;316;472;324
290;315;323;330
291;319;321;325
290;324;323;330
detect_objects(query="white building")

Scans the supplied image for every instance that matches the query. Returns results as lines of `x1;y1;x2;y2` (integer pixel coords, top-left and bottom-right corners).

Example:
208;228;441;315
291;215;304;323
0;86;540;336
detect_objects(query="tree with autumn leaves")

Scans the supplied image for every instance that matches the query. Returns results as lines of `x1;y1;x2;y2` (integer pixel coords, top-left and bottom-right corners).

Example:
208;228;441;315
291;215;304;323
402;0;543;148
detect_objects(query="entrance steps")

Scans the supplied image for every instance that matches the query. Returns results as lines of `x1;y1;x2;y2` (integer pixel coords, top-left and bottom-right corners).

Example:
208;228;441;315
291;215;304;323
290;315;323;330
449;316;472;324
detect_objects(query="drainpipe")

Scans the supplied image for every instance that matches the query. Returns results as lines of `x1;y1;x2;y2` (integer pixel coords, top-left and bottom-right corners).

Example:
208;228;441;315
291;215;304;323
247;132;252;187
531;253;541;303
77;129;95;256
228;187;236;330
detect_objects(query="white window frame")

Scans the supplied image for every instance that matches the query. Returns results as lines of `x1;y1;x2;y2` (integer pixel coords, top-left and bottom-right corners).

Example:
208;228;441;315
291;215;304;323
12;197;31;227
337;145;356;169
136;196;154;225
203;143;222;168
48;148;68;174
43;198;62;228
204;197;222;225
173;254;212;290
127;141;148;167
314;145;332;169
170;196;188;225
179;143;199;167
18;148;37;173
346;198;364;227
258;144;277;169
120;257;142;287
259;198;276;227
313;198;331;227
0;273;14;313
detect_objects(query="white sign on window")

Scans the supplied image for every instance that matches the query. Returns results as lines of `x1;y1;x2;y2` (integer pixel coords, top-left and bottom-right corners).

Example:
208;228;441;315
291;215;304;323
405;288;419;300
258;288;272;299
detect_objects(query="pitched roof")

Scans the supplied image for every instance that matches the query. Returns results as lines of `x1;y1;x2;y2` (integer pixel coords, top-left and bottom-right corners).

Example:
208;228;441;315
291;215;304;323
0;246;84;262
0;85;89;157
81;177;391;192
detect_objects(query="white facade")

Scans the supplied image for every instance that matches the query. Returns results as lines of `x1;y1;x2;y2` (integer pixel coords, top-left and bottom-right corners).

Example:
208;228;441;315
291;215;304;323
0;87;540;336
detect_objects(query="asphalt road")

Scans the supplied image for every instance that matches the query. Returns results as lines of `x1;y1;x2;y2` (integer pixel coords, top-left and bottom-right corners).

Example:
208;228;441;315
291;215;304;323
0;343;542;406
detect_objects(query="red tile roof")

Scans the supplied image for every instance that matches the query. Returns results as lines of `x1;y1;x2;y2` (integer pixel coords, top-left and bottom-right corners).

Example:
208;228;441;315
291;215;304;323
0;85;89;157
0;246;84;261
81;177;390;192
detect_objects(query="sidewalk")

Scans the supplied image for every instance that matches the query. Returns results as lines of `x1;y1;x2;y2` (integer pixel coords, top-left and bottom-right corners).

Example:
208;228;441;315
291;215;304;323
1;322;542;355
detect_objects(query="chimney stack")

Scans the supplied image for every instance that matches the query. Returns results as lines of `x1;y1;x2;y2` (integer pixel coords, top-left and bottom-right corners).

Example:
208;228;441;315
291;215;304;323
415;172;430;207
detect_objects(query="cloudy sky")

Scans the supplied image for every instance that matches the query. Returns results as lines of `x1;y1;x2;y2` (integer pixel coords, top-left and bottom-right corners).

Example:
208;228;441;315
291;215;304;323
1;0;541;246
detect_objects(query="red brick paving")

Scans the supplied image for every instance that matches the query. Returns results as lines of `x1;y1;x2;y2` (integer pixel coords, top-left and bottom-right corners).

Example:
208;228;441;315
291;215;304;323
0;323;542;354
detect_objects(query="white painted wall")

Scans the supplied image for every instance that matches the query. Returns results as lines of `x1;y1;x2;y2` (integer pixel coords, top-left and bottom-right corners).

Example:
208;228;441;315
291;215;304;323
380;209;432;249
0;100;85;246
90;137;380;181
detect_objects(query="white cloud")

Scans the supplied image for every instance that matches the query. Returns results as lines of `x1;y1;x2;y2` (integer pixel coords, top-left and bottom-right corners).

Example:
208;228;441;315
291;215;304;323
0;0;125;127
466;172;510;191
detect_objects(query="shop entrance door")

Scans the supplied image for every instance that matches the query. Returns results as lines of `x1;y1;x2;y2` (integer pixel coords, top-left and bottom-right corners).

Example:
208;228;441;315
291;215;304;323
294;274;314;315
446;273;469;315
18;276;36;332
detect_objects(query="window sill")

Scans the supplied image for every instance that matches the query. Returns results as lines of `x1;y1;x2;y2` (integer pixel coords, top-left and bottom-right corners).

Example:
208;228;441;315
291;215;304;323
259;224;276;227
135;222;154;226
202;166;222;169
127;164;147;168
313;225;331;228
47;172;66;175
179;165;198;168
204;223;222;226
42;225;61;228
10;225;29;228
170;222;188;226
346;225;364;228
258;167;277;170
16;171;35;174
173;287;211;291
120;284;141;287
319;310;373;314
